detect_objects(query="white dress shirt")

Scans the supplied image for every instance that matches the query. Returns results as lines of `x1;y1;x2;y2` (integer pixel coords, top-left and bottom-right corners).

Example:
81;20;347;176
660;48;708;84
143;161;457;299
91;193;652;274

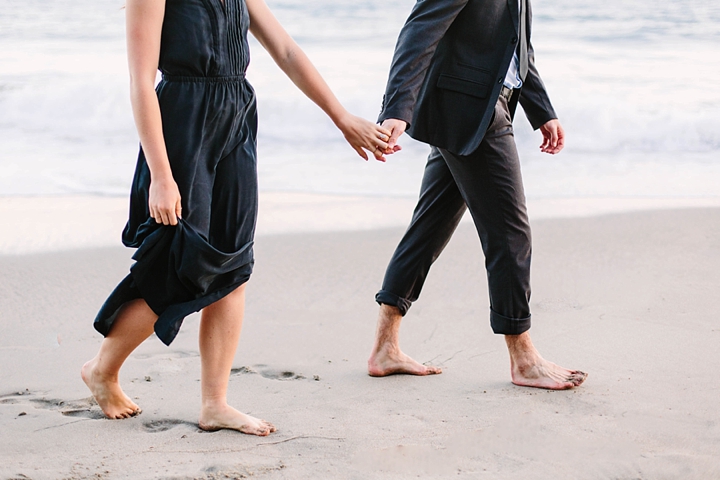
503;1;523;89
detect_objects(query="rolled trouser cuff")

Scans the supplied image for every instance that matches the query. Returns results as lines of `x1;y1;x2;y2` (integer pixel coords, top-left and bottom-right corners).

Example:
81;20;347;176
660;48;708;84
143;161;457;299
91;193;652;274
490;308;531;335
375;290;412;316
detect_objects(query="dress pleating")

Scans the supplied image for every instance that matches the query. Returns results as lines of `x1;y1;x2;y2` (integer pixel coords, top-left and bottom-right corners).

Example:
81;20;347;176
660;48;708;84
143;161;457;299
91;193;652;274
94;0;257;345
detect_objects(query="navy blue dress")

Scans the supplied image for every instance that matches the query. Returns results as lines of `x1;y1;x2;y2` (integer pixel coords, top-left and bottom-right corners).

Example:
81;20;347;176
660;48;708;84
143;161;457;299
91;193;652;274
94;0;257;345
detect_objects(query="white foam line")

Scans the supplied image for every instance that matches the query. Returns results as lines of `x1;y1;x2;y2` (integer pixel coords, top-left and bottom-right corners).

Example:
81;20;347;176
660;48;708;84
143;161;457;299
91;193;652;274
1;193;719;255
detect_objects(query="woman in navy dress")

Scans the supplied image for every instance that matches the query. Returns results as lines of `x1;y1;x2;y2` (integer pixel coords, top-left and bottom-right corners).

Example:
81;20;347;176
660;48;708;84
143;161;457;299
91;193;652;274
82;0;394;436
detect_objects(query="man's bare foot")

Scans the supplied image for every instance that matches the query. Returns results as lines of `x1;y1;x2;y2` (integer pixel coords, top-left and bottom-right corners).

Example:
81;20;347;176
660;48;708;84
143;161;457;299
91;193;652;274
81;358;141;419
199;403;276;436
368;304;441;377
506;332;587;390
368;348;442;376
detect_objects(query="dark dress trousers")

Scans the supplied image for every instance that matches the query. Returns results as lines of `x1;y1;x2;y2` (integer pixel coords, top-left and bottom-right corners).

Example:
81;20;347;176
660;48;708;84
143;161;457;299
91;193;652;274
376;0;557;335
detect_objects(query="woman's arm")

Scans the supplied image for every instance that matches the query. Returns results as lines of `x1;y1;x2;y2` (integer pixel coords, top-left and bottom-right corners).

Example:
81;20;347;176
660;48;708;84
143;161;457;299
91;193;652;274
246;0;393;161
126;0;182;225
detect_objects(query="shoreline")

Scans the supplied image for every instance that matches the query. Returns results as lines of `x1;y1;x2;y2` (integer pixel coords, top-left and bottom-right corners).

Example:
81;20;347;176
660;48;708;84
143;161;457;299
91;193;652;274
1;192;720;255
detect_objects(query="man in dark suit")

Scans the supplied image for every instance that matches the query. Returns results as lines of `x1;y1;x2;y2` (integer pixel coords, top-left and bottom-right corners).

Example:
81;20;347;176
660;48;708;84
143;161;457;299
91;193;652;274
368;0;587;389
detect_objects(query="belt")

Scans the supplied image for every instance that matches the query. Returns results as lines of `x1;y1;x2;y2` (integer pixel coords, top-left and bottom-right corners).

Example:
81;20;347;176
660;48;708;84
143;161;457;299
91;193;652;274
499;85;514;101
162;74;246;83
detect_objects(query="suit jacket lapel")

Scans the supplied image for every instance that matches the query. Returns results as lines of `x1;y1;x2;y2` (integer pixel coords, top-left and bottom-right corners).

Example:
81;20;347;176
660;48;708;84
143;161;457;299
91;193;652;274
507;0;519;33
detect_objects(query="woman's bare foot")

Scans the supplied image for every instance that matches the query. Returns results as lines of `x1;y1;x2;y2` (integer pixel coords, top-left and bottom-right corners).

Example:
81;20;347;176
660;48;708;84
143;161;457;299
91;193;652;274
81;358;141;419
199;403;276;436
367;304;442;377
506;333;587;390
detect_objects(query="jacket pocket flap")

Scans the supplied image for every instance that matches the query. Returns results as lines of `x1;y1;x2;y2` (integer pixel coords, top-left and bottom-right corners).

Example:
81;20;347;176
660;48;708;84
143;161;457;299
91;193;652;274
437;74;490;99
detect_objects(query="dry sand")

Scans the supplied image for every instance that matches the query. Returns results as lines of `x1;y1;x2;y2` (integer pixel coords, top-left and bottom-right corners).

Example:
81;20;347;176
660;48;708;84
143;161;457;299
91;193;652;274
1;202;719;479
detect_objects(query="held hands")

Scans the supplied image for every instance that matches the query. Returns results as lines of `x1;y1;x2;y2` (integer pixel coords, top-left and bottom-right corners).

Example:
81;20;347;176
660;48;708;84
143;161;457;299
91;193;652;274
380;119;406;156
148;175;182;226
336;113;400;162
539;119;565;155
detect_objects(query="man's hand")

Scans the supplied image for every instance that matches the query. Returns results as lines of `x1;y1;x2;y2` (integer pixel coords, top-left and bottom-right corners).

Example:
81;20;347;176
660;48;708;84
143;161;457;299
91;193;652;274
539;119;565;155
380;118;407;155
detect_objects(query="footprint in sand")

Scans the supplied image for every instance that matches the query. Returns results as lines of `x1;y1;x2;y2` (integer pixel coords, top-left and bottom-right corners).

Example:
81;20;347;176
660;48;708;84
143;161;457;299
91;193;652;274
0;391;104;419
60;408;106;420
231;365;306;381
134;350;200;360
230;366;257;375
143;419;196;433
0;395;21;405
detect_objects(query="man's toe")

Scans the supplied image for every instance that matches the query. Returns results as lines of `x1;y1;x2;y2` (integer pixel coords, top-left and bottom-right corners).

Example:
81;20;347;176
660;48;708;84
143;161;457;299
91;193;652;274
571;372;587;386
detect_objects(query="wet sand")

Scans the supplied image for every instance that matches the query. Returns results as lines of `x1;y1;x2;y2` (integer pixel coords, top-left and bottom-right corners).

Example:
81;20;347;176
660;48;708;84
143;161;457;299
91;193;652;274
1;204;719;479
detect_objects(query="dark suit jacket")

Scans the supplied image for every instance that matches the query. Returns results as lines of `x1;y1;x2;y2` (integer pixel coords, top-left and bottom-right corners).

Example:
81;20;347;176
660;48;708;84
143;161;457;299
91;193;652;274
379;0;557;156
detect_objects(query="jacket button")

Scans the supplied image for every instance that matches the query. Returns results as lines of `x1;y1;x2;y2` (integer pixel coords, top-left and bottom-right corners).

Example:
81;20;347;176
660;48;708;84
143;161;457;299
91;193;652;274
511;36;518;43
497;78;503;84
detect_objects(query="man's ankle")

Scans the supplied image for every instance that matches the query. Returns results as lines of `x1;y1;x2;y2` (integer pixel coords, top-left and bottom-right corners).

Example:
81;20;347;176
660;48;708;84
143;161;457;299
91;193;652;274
379;304;402;322
505;332;534;351
372;341;401;357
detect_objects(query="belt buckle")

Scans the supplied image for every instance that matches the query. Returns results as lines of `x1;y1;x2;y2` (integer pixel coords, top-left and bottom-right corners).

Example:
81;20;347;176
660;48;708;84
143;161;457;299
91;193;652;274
501;86;513;101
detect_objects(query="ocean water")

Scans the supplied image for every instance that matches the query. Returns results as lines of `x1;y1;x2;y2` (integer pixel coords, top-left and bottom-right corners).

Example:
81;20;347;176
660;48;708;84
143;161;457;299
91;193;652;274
0;0;719;199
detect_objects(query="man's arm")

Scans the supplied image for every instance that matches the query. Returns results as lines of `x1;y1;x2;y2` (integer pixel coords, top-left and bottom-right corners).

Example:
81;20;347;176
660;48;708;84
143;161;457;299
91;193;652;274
519;41;564;154
380;0;469;129
518;41;557;130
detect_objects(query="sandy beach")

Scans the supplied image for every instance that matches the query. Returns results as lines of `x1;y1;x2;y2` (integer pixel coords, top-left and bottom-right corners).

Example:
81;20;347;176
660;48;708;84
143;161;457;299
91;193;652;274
1;196;719;479
3;0;719;476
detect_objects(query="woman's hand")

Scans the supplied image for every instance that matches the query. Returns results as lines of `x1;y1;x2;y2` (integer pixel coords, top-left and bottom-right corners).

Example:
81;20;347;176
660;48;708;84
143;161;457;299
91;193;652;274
337;113;396;162
149;175;182;226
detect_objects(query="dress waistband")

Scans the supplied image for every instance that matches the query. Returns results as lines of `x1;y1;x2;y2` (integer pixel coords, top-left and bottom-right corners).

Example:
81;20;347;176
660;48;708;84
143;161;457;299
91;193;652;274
162;74;246;83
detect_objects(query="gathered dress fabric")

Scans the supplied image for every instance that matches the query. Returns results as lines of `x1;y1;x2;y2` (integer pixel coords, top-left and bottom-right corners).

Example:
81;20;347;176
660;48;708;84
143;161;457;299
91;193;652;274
94;0;257;346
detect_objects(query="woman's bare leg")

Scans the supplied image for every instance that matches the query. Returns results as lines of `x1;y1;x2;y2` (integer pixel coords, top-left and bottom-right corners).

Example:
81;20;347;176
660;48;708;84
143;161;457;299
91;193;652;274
81;299;157;419
197;284;275;436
